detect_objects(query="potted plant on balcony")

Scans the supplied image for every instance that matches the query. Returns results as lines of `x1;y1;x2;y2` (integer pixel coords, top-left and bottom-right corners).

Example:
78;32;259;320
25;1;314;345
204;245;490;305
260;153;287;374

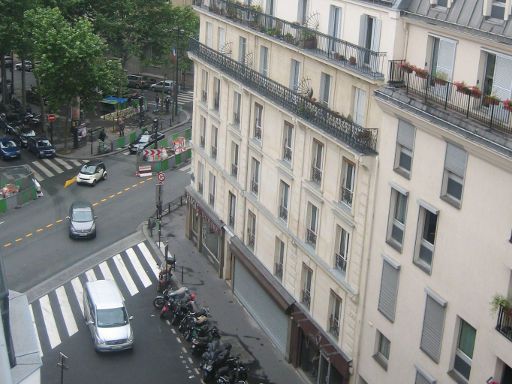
491;294;512;316
413;66;428;79
349;56;357;65
482;94;501;107
334;52;347;62
300;29;317;49
399;61;414;74
454;81;471;95
433;71;448;86
504;99;512;111
468;85;482;98
284;33;297;45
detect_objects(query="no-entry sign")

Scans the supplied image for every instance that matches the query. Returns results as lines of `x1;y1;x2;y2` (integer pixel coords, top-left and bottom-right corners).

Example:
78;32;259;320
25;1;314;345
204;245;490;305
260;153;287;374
47;114;56;122
157;172;165;183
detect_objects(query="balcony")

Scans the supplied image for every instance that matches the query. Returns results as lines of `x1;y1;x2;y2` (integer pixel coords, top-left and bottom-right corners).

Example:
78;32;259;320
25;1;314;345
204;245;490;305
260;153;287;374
189;39;378;154
279;205;288;221
193;0;386;79
250;179;259;194
274;262;283;281
283;146;292;162
211;146;217;159
311;166;322;184
209;193;215;206
329;315;340;338
340;186;353;207
231;163;238;178
198;182;203;194
386;60;512;136
301;289;311;310
247;231;255;249
306;228;317;247
335;252;347;274
200;136;205;148
201;90;208;103
254;125;262;140
496;304;512;342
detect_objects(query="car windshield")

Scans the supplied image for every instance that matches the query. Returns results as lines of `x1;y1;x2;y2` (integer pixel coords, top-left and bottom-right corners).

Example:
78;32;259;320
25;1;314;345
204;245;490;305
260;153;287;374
139;135;150;143
80;165;97;175
37;140;51;147
1;141;16;148
72;208;93;222
96;307;128;327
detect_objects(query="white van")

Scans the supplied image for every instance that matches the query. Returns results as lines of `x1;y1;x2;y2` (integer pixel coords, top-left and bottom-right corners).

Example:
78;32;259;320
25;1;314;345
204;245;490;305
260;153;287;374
83;280;134;352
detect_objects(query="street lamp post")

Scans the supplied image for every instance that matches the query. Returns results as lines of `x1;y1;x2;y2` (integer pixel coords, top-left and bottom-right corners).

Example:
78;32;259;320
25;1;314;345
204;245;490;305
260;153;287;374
174;28;181;117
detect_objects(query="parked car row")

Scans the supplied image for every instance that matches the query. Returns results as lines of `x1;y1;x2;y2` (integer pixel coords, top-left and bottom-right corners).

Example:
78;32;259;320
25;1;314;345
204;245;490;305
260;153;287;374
126;74;177;94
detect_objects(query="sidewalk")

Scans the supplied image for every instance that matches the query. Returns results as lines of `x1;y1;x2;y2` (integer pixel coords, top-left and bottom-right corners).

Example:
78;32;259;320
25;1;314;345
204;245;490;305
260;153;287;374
142;205;308;384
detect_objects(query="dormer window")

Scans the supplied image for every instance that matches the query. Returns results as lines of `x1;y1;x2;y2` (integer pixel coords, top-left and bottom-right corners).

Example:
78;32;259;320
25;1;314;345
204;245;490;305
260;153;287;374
430;0;453;8
491;0;506;19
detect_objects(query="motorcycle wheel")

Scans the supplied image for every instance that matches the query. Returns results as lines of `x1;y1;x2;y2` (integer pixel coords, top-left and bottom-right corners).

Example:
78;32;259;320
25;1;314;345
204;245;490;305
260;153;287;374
153;297;165;310
202;370;210;382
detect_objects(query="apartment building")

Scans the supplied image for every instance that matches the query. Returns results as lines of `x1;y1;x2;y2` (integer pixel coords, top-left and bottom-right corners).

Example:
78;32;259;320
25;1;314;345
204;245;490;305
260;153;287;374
185;0;401;382
357;0;512;383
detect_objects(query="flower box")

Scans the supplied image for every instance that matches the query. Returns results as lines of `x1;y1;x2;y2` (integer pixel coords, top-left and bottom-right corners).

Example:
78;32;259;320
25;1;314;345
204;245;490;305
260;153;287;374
482;95;501;106
349;56;357;65
399;62;414;74
468;86;482;98
413;66;428;79
504;99;512;112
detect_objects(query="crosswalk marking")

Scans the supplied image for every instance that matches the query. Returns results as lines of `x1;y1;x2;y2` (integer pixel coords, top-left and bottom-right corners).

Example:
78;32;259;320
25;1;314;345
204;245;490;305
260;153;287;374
71;277;84;316
41;158;64;173
126;248;152;288
31;161;54;178
113;254;139;296
28;305;43;357
99;261;115;282
25;164;43;181
54;158;73;170
138;242;160;278
55;286;78;337
70;159;82;167
85;269;97;282
39;295;61;349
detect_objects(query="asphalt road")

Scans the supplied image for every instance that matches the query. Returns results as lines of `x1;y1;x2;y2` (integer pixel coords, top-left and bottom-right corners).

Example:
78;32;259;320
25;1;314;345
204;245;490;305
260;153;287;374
1;151;190;293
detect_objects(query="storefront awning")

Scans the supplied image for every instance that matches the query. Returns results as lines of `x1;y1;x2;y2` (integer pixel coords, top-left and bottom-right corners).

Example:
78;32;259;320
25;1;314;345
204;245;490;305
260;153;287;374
185;186;223;233
101;96;128;105
229;237;295;312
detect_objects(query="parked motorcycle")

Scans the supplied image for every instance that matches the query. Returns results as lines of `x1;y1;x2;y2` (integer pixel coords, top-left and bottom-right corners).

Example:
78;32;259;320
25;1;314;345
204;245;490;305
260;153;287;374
153;286;189;310
191;326;220;356
201;341;232;382
160;293;196;323
157;254;176;292
178;306;209;335
215;357;248;384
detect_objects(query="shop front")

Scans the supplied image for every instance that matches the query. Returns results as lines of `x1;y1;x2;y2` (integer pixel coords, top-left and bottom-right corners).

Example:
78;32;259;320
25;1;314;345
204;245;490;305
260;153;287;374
290;306;352;384
185;187;224;273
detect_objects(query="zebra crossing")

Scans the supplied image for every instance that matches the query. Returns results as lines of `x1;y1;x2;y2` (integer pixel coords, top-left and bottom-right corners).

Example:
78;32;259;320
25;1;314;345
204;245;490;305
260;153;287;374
25;158;84;182
147;90;194;107
29;241;160;355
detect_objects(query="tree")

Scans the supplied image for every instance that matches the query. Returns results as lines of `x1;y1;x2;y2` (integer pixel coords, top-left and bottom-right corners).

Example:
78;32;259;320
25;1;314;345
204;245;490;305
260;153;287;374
25;7;123;149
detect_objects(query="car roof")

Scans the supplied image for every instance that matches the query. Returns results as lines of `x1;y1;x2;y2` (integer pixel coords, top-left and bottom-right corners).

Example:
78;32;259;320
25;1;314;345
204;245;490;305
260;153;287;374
85;159;104;166
71;201;93;210
85;280;124;309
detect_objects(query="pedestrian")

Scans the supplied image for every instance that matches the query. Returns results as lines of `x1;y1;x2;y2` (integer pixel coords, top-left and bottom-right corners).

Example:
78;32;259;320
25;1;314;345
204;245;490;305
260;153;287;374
155;95;160;110
99;129;106;142
165;96;171;113
118;118;125;137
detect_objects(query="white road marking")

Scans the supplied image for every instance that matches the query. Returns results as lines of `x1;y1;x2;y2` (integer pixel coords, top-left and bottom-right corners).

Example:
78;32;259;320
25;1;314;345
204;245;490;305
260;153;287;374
54;158;73;170
55;286;78;337
85;269;97;282
99;261;115;282
126;248;151;288
137;242;159;278
113;254;138;296
28;305;43;357
188;357;193;364
31;161;53;178
41;158;64;173
71;278;84;316
70;159;82;167
25;164;43;181
39;295;61;349
179;164;191;173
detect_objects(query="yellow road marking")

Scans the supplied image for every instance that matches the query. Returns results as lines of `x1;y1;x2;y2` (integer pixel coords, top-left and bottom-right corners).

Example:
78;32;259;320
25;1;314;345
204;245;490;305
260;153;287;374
109;194;115;199
25;233;33;238
124;187;130;191
4;243;12;248
101;198;107;202
56;219;63;224
139;180;145;184
92;202;99;207
46;223;53;229
132;184;138;187
117;191;122;195
36;228;44;233
15;238;22;242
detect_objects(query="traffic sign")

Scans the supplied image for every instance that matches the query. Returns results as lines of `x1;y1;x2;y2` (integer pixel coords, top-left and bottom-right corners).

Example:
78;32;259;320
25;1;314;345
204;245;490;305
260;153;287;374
47;114;56;122
157;172;165;183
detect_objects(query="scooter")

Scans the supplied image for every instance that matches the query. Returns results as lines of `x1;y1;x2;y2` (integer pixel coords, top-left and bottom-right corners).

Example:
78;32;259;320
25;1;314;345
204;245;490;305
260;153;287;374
153;286;189;310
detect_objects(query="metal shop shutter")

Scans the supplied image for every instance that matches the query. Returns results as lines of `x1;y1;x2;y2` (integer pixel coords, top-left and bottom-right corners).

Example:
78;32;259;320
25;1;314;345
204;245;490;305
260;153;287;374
233;259;289;353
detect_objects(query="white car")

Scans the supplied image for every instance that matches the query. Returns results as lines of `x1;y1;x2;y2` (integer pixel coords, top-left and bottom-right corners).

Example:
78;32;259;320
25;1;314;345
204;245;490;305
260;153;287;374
15;60;33;71
76;160;107;186
150;80;175;94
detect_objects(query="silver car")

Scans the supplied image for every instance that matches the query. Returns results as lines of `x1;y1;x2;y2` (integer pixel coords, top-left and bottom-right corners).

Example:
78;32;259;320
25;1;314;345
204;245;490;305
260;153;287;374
150;80;175;94
67;201;96;239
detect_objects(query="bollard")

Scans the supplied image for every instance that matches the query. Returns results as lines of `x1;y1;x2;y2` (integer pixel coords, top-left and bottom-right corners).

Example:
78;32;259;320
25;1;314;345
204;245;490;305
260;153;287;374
181;265;184;284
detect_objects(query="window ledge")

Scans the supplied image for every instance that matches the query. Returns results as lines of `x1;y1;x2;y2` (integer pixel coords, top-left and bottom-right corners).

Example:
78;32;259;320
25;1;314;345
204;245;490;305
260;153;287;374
413;259;433;275
393;166;411;180
386;238;403;253
372;353;388;371
447;370;468;384
440;194;461;209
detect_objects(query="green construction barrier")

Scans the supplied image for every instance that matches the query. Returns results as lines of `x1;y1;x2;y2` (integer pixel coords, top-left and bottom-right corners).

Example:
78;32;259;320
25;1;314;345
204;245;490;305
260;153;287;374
129;131;137;143
153;162;162;172
0;199;6;214
161;158;169;171
185;128;192;140
175;153;182;165
158;138;168;148
116;137;126;148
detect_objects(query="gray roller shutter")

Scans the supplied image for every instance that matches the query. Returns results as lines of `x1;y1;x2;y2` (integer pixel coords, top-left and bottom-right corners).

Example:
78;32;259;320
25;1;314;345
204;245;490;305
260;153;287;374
397;120;415;149
420;295;446;362
445;143;467;177
377;260;400;322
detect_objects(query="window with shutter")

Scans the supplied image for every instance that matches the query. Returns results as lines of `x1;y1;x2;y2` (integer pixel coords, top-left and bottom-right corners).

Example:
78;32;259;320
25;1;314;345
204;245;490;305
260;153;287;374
259;46;269;77
430;37;456;80
319;73;331;106
415;368;437;384
420;295;446;362
218;28;226;51
353;88;367;126
441;143;467;207
492;55;512;101
394;120;415;177
377;259;400;322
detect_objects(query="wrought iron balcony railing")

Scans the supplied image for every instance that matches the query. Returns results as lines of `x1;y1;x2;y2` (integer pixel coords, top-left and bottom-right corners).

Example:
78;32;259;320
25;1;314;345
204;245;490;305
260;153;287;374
283;146;292;162
340;186;353;207
311;166;322;184
279;205;288;221
388;60;512;135
301;289;311;310
496;304;512;342
306;228;317;247
335;252;347;274
209;193;215;206
193;0;386;79
329;315;340;338
250;179;259;194
274;262;283;281
189;39;378;154
211;146;217;159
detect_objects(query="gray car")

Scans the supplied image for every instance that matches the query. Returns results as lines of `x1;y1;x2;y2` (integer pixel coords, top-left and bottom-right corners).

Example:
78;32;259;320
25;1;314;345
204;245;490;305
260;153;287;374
67;201;96;239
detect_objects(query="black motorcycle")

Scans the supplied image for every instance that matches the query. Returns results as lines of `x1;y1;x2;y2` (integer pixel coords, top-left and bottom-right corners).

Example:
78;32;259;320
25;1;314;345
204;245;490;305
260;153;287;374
153;286;189;310
178;306;209;335
191;326;220;356
215;357;248;384
201;341;232;382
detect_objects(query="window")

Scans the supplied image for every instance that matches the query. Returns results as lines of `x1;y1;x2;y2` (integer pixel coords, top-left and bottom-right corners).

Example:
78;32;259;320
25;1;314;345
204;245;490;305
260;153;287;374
415;368;437;384
213;77;220;111
414;205;438;273
353;87;367;126
278;180;290;222
197;162;204;194
233;92;241;125
282;122;294;162
319;73;331;106
359;15;381;65
453;319;476;381
254;103;263;140
205;22;213;47
238;36;247;64
311;139;324;185
259;46;269;77
482;52;512;118
217;27;226;51
211;126;218;159
394;120;415;177
274;237;284;281
199;116;206;148
490;0;506;19
328;6;343;43
297;0;309;24
340;159;355;207
329;292;342;338
209;172;215;206
334;225;350;276
377;259;400;322
387;188;408;250
427;36;456;81
201;70;209;103
247;210;256;250
231;142;239;178
265;0;275;15
290;59;301;91
228;192;236;228
250;158;260;195
306;202;319;248
420;294;446;362
301;264;312;309
374;330;390;370
441;143;467;207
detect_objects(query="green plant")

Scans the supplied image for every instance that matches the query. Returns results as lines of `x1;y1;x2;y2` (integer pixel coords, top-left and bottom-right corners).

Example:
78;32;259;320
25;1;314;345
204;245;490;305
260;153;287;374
413;66;428;79
490;294;511;314
482;94;501;106
267;27;281;37
284;33;296;44
349;56;357;65
399;62;414;74
433;71;448;85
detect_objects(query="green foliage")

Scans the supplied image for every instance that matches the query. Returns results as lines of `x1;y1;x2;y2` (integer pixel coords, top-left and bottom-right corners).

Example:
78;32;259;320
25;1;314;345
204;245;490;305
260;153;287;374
490;294;511;314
